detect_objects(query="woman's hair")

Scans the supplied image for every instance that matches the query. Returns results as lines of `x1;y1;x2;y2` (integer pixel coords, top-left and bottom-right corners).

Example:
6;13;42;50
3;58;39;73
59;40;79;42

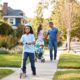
37;23;42;36
24;26;34;34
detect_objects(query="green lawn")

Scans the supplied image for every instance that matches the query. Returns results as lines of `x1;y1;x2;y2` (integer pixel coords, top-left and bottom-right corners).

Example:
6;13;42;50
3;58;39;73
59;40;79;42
58;54;80;69
0;54;22;67
0;69;14;79
53;70;80;80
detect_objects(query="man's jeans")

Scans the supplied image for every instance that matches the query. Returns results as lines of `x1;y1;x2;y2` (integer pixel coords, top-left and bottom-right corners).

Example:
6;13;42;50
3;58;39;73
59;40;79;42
49;41;57;60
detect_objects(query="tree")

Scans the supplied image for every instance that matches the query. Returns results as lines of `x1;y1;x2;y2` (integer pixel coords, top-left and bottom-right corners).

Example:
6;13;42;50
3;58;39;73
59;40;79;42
49;0;66;40
62;0;73;51
50;0;80;51
32;0;50;34
71;1;80;39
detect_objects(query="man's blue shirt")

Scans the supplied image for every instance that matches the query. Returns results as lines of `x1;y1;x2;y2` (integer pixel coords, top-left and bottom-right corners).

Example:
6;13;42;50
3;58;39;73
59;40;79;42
48;27;58;42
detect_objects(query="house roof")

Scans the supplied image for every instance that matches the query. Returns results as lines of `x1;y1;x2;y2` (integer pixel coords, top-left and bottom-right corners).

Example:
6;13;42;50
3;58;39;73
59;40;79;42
4;7;24;17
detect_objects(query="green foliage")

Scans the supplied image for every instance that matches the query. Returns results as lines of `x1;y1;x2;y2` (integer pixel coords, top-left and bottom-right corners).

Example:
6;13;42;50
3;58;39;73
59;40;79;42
71;1;80;39
0;49;9;54
53;70;80;80
0;21;20;49
0;41;8;48
49;0;66;40
50;0;80;40
58;54;80;69
0;69;14;79
0;54;21;67
0;35;17;49
58;41;62;47
16;25;24;38
0;21;14;35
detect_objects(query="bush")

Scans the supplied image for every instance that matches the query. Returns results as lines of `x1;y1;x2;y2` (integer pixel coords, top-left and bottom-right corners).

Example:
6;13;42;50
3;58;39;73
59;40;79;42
0;21;14;35
0;35;17;49
58;41;62;47
0;49;9;54
16;25;24;38
44;39;62;47
0;41;8;48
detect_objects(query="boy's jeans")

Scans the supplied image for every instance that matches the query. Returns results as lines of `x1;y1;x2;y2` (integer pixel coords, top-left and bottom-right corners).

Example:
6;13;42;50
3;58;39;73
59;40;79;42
21;52;36;74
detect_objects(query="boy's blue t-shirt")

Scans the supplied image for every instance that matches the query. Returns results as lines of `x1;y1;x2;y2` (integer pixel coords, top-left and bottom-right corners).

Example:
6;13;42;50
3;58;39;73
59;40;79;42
48;27;58;42
20;34;35;53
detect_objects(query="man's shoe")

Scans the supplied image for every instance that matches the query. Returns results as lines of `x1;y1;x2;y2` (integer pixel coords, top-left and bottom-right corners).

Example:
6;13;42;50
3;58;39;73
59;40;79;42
50;59;53;62
54;57;56;60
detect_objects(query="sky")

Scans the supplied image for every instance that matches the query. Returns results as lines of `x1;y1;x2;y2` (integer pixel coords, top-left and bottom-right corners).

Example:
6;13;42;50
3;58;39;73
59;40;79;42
0;0;52;18
0;0;80;18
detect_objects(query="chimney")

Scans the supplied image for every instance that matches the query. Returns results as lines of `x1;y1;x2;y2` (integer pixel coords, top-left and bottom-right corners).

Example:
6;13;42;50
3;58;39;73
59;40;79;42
3;3;8;15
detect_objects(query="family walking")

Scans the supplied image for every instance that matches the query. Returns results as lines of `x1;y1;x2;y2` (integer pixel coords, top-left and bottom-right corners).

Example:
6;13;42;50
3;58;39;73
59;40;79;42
18;21;59;78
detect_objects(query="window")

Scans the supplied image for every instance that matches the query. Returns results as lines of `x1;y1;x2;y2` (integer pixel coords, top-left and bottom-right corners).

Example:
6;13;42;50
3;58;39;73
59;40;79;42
8;18;15;25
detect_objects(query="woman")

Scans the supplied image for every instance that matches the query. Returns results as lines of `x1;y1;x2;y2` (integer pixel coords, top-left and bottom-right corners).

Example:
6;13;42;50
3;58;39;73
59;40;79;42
35;23;45;61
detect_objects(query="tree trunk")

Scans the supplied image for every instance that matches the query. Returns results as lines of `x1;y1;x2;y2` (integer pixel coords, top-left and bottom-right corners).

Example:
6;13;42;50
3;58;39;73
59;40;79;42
67;28;71;52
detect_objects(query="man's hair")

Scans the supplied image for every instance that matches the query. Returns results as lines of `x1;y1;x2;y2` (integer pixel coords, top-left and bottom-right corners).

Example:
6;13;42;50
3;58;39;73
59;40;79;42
49;22;53;25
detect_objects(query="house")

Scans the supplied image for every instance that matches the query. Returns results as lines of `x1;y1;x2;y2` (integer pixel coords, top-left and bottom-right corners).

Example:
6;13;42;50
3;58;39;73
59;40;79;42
1;3;25;29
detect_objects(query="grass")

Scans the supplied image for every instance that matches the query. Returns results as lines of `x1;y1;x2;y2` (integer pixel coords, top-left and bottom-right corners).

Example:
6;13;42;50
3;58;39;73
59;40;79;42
0;54;22;67
53;70;80;80
0;69;14;79
58;54;80;69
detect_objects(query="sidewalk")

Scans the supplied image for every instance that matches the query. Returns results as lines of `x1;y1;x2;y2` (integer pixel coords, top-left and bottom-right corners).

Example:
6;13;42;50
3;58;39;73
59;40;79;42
1;51;62;80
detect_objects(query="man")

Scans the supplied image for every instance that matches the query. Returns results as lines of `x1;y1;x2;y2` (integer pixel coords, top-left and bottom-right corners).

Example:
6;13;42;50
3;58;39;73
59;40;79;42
47;22;59;61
